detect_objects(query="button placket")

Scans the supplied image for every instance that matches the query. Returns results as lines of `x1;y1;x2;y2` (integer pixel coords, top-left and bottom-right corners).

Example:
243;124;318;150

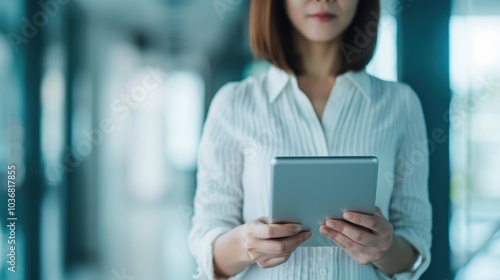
290;77;331;156
320;76;344;156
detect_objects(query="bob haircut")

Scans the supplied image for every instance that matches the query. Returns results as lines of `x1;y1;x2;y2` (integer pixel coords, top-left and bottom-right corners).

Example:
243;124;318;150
249;0;380;75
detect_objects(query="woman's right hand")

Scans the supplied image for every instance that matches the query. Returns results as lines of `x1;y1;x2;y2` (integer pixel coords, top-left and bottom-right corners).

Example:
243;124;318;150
240;217;312;269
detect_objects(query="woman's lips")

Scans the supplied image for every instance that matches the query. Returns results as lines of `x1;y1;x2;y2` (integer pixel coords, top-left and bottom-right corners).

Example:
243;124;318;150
309;12;336;22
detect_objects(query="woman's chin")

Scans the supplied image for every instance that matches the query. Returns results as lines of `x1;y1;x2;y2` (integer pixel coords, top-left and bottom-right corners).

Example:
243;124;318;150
299;29;342;44
303;35;341;44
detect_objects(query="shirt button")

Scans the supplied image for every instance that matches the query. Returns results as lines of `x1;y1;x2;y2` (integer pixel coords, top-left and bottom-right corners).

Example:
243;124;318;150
318;268;328;276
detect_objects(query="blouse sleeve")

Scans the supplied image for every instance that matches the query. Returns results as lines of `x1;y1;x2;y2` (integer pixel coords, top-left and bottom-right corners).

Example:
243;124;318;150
377;85;433;280
188;83;249;280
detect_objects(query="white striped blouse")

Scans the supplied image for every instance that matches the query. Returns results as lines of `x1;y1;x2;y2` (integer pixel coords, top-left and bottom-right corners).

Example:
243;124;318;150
188;65;432;280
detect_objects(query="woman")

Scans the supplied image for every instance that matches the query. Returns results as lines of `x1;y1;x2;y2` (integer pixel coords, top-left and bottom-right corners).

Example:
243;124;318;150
188;0;432;279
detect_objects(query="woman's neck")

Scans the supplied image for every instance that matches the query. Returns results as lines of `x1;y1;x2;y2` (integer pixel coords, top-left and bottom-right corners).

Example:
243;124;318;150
294;31;342;79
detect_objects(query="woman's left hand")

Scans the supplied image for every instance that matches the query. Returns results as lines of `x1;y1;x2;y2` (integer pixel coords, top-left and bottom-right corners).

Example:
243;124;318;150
319;207;394;265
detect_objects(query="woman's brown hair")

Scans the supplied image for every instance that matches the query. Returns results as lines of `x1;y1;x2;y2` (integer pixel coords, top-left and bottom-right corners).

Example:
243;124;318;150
249;0;380;75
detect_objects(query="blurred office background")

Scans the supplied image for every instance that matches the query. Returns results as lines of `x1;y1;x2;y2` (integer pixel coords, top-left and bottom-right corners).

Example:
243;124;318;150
0;0;499;279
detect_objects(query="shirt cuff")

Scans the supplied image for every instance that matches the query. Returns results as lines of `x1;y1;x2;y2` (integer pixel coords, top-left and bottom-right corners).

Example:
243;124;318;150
374;230;431;280
192;227;251;280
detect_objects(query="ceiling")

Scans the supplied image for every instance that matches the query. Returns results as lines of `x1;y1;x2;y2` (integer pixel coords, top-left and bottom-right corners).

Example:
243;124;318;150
75;0;248;54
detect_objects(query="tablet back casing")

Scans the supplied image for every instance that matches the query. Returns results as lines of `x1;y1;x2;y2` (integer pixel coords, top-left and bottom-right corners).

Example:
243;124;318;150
269;156;378;247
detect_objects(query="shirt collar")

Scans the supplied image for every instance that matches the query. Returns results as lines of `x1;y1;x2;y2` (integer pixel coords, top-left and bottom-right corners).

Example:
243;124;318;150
266;64;372;103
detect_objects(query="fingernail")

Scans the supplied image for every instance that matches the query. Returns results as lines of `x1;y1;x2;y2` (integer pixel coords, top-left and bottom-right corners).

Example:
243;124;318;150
326;221;336;229
294;226;302;233
343;213;353;220
305;232;312;239
320;226;329;235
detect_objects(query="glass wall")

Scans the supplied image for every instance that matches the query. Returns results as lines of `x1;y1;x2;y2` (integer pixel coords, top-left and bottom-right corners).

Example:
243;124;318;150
0;1;26;279
450;1;500;279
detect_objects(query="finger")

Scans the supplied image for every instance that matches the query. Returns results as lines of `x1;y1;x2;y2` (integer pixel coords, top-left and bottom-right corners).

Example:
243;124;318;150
342;211;388;234
254;231;311;255
324;220;378;247
277;231;311;252
328;238;374;265
258;217;269;223
327;238;365;264
319;225;367;253
252;219;303;239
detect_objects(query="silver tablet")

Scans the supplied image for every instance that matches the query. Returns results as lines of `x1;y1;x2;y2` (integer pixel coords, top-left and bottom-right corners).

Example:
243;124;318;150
269;156;378;247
